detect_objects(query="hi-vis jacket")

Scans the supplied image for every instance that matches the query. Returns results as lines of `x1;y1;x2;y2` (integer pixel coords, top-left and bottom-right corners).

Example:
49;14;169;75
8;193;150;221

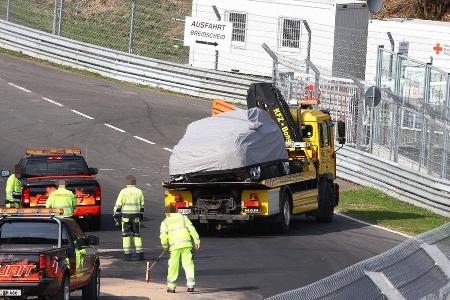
160;213;200;251
5;174;21;205
45;187;77;218
113;186;144;222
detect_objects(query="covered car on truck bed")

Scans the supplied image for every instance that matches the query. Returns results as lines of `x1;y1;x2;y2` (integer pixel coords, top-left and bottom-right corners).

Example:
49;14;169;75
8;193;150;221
169;107;289;183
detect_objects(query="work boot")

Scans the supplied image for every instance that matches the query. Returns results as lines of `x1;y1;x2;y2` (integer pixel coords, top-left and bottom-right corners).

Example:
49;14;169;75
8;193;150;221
187;288;195;293
167;288;175;293
124;253;132;261
137;253;145;261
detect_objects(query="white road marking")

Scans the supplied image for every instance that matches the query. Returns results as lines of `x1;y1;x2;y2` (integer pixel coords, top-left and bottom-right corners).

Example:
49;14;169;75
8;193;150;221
99;168;116;171
71;110;94;120
133;135;156;145
163;148;172;152
8;83;31;93
42;97;64;107
104;123;126;133
336;212;412;238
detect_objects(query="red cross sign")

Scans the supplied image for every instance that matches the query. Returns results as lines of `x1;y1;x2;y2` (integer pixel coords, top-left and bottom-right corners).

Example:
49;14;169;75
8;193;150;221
433;43;443;55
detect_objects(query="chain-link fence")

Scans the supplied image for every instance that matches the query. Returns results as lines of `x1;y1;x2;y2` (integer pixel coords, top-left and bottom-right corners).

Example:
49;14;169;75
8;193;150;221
1;0;191;63
268;222;450;300
266;43;450;179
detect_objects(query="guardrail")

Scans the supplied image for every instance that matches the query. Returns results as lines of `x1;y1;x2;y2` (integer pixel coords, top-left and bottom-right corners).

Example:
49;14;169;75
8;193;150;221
1;20;450;217
268;222;450;300
0;20;262;103
338;146;450;217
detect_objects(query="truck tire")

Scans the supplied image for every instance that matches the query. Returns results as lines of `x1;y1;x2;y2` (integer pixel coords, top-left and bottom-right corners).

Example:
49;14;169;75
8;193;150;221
82;265;100;300
316;179;335;223
56;275;70;300
275;190;292;233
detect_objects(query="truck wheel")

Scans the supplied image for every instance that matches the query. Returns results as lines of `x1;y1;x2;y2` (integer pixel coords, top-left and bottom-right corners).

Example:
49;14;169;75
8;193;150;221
316;179;335;223
56;275;70;300
82;265;100;300
275;191;291;233
91;215;102;231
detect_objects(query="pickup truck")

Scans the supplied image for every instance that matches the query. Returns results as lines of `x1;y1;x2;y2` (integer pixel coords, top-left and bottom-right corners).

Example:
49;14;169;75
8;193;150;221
2;149;102;230
0;208;100;299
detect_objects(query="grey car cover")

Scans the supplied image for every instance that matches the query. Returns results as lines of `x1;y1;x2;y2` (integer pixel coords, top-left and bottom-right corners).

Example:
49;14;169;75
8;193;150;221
169;107;288;176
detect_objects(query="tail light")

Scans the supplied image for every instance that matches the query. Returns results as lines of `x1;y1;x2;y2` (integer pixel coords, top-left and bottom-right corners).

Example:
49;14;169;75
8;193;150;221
94;185;101;202
244;193;261;208
39;255;46;271
22;188;30;206
174;194;182;202
172;201;188;209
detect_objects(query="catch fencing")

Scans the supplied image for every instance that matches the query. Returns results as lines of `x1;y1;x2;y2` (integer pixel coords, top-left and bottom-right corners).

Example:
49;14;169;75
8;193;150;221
269;46;450;180
268;222;450;300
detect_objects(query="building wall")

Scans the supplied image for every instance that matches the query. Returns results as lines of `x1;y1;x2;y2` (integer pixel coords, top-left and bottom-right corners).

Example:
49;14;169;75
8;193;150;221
365;19;450;82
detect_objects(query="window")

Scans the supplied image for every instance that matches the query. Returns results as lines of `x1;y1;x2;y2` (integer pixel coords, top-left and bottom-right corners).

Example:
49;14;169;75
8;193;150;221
227;12;247;43
24;156;89;177
302;125;313;139
0;220;60;247
280;18;302;49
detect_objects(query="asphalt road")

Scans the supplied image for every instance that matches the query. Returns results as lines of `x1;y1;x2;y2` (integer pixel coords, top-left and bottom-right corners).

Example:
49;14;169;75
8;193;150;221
0;54;405;298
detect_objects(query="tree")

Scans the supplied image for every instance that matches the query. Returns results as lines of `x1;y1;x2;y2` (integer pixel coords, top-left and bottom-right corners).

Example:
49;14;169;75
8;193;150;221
417;0;449;21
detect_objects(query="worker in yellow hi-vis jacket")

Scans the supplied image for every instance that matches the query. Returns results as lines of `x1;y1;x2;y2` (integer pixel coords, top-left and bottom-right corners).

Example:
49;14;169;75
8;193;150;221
160;205;200;293
5;165;22;208
46;180;77;218
114;175;145;261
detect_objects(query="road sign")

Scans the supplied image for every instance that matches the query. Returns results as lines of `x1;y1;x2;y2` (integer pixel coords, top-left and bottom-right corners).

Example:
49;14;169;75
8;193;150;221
398;41;409;56
365;86;382;107
303;83;321;100
184;17;233;51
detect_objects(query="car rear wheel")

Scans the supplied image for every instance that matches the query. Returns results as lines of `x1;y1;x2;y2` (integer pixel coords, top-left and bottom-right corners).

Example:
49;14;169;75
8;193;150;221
82;265;100;300
56;275;70;300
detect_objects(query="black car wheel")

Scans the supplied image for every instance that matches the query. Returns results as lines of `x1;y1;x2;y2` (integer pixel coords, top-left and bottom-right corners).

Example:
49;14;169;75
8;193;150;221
56;275;70;300
82;265;100;300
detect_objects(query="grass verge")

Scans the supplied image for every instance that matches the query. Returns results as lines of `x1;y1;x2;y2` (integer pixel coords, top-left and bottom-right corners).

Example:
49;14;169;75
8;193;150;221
338;188;449;236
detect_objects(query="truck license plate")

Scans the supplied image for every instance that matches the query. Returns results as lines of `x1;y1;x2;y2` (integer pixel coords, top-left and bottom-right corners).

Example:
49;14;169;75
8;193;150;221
0;290;22;296
178;208;191;215
244;208;262;214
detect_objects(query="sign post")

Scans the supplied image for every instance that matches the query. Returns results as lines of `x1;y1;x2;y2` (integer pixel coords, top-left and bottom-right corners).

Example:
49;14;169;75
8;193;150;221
184;17;233;52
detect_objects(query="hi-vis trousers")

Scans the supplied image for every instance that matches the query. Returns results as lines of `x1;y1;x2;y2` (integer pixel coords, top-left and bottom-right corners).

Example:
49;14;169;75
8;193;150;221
122;219;143;254
167;247;195;289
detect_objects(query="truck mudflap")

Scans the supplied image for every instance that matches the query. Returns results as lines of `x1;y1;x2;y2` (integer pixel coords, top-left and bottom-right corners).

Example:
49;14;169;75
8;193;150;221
187;214;250;223
74;205;101;217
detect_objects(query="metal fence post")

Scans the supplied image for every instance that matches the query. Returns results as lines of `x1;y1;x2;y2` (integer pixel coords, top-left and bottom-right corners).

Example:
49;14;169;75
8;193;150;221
442;74;450;178
303;20;311;74
212;5;221;71
375;45;384;86
6;0;11;21
370;45;385;154
52;0;58;34
57;0;65;36
128;0;137;54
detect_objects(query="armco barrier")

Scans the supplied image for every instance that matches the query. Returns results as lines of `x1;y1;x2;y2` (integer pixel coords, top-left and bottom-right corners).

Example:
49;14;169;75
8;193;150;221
338;146;450;217
1;20;450;216
0;20;263;103
268;223;450;300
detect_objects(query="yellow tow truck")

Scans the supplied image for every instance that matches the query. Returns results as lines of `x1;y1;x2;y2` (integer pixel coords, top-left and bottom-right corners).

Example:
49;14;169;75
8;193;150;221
163;83;345;232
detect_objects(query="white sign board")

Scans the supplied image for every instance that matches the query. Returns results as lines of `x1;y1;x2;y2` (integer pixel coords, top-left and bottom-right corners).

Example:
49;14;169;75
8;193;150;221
398;41;409;56
184;17;233;51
